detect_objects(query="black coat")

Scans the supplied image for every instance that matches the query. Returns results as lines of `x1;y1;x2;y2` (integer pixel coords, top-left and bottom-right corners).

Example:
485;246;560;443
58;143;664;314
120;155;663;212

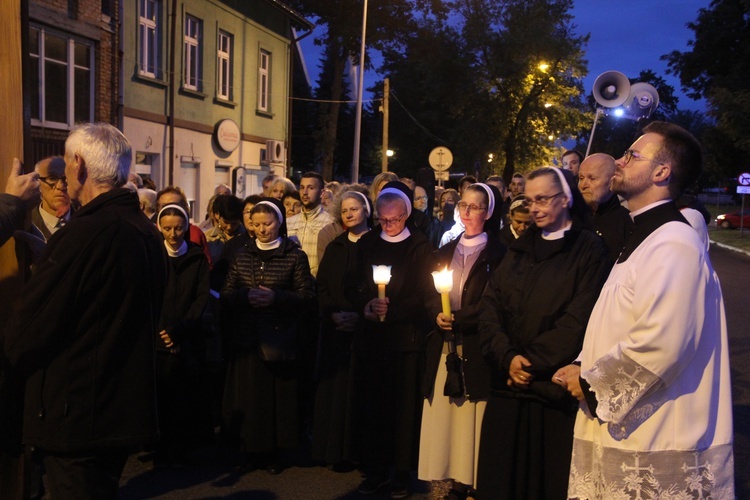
3;188;167;452
221;237;315;355
479;221;609;404
422;234;506;401
591;194;632;265
159;243;210;358
354;227;436;352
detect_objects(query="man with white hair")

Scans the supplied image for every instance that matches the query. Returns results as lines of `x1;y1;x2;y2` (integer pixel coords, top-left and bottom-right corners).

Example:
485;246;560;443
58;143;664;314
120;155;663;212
3;122;167;498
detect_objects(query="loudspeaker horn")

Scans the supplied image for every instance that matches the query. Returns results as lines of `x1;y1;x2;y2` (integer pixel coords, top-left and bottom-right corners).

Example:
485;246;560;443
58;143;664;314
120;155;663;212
592;71;630;108
623;82;659;119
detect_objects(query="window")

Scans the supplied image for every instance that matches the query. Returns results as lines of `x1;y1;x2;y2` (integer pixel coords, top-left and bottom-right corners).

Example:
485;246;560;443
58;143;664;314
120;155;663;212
138;0;160;78
257;49;271;112
184;15;202;91
30;26;93;129
217;31;233;100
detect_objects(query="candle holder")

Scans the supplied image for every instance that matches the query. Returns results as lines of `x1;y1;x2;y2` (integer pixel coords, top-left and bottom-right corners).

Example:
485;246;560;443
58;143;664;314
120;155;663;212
432;267;454;319
372;265;392;322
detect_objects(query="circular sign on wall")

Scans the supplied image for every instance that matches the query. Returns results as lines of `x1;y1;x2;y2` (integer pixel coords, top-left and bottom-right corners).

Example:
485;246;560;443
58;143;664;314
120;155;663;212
215;119;241;153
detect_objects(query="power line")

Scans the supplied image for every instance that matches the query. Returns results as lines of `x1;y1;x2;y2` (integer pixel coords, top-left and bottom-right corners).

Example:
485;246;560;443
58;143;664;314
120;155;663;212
390;91;451;145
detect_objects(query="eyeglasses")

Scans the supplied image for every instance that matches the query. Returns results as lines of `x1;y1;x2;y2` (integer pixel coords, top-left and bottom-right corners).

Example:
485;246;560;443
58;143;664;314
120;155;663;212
377;213;406;226
39;176;67;188
522;192;563;208
456;202;486;213
622;149;663;165
414;195;428;202
242;209;253;215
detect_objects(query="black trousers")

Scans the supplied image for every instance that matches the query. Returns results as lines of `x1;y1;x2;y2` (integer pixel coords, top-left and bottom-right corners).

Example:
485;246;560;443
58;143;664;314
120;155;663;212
41;449;129;500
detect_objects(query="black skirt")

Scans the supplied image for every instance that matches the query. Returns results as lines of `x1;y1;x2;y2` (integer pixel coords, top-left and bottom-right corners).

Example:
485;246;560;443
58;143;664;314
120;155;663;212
221;348;299;453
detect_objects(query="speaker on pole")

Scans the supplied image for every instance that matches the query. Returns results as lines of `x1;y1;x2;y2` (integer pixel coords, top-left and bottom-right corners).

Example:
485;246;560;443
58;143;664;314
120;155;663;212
592;71;630;108
623;82;660;120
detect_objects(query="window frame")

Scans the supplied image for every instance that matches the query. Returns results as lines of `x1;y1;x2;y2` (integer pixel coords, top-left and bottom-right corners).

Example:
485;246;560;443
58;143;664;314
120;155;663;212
257;49;271;113
138;0;160;79
183;14;203;92
217;30;233;101
29;25;94;130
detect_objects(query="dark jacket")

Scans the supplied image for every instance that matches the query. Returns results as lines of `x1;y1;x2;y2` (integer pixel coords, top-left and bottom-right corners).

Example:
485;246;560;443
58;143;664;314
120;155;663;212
354;226;436;352
159;242;210;358
3;188;167;452
221;237;315;354
317;231;360;317
0;194;26;247
479;221;609;406
591;194;632;265
423;234;506;401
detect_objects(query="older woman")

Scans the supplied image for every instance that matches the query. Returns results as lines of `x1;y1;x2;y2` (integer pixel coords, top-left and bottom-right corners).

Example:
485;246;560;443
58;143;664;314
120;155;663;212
269;177;296;201
155;204;212;466
353;182;436;498
312;187;372;470
220;198;315;474
419;184;506;499
476;167;609;499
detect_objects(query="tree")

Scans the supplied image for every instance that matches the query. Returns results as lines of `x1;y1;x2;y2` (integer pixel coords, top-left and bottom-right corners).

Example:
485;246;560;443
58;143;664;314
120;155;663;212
454;0;591;182
286;0;421;181
664;0;750;165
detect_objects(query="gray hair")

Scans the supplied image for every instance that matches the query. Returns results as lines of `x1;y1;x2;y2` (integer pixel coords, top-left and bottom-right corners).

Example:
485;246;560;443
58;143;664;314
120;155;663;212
65;122;132;187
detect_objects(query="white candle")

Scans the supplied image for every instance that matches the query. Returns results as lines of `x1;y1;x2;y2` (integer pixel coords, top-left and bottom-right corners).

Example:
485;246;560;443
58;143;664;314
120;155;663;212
372;265;392;322
432;267;454;318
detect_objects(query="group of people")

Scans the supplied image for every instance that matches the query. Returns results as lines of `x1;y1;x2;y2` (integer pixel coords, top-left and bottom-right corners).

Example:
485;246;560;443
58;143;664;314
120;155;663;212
0;120;734;500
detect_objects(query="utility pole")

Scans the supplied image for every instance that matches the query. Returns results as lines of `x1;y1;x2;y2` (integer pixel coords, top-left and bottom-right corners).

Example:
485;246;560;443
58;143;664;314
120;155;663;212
381;78;389;172
350;0;368;184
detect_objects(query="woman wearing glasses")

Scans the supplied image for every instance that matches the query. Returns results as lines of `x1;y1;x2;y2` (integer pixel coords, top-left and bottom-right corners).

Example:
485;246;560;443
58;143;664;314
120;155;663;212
476;167;609;499
353;182;436;498
220;198;315;474
419;183;506;500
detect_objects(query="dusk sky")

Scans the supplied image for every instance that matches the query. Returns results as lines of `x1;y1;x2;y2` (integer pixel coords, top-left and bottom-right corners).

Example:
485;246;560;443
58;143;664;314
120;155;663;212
298;0;711;113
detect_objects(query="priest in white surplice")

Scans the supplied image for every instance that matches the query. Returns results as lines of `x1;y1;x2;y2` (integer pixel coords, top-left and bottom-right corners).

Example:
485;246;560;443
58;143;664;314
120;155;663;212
554;121;734;499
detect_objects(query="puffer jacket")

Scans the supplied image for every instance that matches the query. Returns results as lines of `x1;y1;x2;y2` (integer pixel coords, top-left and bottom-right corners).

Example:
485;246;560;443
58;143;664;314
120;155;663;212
221;237;315;354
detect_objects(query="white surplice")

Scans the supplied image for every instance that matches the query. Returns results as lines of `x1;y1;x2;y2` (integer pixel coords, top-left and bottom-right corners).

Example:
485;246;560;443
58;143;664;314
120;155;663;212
569;218;734;499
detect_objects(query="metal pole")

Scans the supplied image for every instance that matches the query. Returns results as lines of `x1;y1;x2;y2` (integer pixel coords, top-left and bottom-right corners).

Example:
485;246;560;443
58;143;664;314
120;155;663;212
351;0;368;184
381;77;389;173
585;108;603;157
741;194;746;238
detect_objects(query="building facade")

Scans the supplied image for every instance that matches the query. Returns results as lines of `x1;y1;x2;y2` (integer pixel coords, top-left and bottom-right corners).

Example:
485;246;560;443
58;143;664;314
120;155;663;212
123;0;312;219
28;0;120;164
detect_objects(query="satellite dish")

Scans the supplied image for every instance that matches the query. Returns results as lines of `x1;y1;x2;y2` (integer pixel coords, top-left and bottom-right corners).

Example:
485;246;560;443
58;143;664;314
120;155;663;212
623;82;660;120
592;71;630;108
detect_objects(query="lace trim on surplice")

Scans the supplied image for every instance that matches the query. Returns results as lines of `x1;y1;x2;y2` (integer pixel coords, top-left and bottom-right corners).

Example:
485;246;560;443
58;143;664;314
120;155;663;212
568;439;734;500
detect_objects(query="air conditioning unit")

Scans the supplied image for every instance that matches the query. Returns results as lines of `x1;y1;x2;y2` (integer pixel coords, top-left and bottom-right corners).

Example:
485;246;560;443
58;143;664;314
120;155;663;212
266;140;286;165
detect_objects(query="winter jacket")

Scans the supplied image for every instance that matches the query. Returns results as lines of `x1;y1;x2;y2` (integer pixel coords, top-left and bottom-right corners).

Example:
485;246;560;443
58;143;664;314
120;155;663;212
0;193;26;247
221;237;315;356
423;234;506;401
3;188;167;452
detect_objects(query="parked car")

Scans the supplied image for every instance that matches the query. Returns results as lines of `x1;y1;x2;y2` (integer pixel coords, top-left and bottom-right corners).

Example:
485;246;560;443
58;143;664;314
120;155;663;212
716;209;750;229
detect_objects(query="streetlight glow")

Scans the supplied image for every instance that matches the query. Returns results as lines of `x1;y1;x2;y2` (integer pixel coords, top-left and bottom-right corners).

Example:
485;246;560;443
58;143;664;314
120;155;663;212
538;63;549;72
386;149;394;157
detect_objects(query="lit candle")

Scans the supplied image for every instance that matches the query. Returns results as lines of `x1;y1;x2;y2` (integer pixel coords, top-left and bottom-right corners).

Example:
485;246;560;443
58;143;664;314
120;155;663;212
432;267;454;319
372;265;392;322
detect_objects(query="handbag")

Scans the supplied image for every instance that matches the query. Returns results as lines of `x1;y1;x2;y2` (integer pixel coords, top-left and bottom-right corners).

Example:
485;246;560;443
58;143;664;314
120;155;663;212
443;335;465;398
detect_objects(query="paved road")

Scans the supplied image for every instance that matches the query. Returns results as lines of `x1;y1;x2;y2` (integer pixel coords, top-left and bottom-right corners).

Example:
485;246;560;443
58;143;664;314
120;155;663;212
114;243;750;499
711;244;750;498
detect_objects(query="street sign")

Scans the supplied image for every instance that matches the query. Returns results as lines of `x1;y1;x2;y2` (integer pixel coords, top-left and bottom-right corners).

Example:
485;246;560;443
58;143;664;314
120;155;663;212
738;186;750;194
429;147;453;172
434;171;449;181
739;172;750;186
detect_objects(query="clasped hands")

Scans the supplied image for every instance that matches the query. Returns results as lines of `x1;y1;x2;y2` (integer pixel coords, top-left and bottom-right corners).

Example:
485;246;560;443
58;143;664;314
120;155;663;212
247;286;275;307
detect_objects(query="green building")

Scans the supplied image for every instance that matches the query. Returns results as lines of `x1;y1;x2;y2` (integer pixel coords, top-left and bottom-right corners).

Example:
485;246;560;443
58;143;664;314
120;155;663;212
123;0;312;217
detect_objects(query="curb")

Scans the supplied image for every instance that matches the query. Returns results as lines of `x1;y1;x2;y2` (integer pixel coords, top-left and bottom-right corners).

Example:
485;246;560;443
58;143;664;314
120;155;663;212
710;239;750;257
